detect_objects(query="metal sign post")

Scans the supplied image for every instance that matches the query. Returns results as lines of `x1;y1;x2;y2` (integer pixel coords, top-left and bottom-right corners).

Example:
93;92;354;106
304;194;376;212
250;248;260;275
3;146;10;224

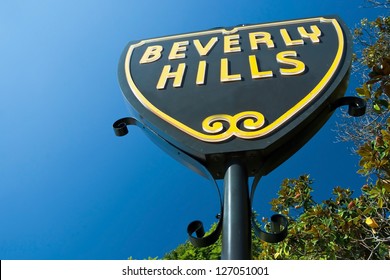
221;160;251;260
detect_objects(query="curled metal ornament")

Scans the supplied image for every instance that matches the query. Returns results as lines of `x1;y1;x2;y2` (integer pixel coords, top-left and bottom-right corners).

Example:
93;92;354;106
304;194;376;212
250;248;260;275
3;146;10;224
187;217;223;248
113;117;140;136
250;174;289;243
187;178;224;248
331;96;366;117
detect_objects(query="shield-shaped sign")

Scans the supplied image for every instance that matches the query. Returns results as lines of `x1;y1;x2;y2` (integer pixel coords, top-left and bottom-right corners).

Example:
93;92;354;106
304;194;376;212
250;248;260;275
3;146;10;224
117;16;353;178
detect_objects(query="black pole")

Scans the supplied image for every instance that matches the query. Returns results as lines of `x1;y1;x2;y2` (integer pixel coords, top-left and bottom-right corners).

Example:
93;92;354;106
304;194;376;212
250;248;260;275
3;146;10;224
221;160;251;260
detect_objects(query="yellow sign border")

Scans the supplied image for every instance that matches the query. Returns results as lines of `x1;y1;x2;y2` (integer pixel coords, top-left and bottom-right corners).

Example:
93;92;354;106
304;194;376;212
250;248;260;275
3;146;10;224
124;17;345;142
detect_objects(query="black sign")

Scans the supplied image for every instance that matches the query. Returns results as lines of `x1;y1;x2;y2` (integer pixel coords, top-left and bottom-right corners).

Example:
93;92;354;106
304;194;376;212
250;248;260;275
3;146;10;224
117;16;353;178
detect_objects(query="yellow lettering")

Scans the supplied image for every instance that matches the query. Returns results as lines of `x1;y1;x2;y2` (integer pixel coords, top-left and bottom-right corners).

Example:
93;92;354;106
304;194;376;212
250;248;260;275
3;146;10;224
224;35;241;53
277;51;305;76
249;55;274;79
194;37;218;56
156;63;186;89
249;55;273;79
280;29;304;46
249;32;274;50
298;25;321;43
139;45;163;64
168;41;189;60
220;58;241;82
196;60;207;85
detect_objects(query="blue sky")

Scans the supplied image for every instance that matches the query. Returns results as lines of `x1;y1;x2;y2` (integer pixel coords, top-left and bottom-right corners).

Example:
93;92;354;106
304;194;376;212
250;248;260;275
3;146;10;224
0;0;387;260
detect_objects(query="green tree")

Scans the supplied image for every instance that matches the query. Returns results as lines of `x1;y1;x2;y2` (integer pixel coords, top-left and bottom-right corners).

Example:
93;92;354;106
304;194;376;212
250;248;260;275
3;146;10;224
161;11;390;260
337;13;390;147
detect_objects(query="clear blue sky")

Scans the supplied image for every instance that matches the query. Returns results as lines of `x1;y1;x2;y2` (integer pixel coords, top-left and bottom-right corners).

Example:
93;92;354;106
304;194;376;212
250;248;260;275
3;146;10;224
0;0;387;260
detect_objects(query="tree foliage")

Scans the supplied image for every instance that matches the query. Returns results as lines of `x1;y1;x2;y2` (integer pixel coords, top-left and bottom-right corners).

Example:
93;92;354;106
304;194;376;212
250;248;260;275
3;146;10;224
354;15;390;116
257;175;389;259
337;12;390;147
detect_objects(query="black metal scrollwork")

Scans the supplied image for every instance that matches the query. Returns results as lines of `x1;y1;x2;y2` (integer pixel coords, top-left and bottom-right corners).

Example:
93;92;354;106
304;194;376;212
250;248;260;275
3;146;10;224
330;96;366;117
188;172;289;247
113;117;140;136
187;218;223;248
250;174;289;243
186;178;224;248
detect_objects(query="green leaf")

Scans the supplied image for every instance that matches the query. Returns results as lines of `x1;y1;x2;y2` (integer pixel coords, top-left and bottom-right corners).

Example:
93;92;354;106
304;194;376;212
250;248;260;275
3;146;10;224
378;197;384;208
373;103;381;112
